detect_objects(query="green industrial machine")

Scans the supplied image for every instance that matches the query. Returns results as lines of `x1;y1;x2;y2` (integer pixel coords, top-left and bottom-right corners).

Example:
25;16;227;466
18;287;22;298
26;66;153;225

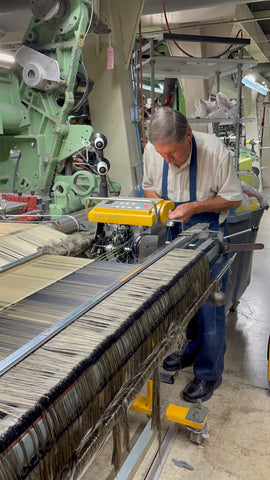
0;0;120;218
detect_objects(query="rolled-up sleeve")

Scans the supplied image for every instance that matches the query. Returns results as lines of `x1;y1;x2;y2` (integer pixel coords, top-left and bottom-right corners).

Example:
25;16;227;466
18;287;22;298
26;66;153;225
142;142;158;192
215;146;243;202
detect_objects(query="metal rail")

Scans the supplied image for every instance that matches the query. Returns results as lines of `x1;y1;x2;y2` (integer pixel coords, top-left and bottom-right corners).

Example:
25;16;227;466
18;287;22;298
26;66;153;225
0;252;42;273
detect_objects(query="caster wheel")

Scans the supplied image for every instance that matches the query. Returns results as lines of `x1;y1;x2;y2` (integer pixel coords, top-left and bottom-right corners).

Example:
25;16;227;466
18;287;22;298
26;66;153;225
188;421;210;445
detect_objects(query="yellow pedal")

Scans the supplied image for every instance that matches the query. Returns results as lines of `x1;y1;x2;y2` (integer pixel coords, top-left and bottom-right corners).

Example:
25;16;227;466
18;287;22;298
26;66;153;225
165;403;208;430
131;379;209;444
267;336;270;382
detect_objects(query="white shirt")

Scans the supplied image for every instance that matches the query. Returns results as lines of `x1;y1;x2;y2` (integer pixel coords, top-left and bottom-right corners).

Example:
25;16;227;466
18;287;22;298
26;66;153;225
142;131;243;224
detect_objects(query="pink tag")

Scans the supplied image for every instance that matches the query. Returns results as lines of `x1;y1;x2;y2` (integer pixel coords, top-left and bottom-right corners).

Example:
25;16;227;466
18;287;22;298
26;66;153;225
107;46;114;70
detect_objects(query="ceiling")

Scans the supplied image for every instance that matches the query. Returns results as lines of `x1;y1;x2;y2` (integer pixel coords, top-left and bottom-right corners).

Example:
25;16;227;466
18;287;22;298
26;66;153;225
0;1;270;59
140;1;270;81
142;1;270;40
247;1;270;39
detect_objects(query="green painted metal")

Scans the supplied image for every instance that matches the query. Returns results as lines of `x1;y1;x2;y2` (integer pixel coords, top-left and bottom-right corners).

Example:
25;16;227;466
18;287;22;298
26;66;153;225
0;0;114;216
50;172;120;216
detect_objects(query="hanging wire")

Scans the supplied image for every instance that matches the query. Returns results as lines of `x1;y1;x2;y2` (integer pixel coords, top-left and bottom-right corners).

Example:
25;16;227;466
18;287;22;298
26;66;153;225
132;42;144;175
162;0;243;59
85;0;94;36
162;1;194;58
210;29;243;59
139;21;146;150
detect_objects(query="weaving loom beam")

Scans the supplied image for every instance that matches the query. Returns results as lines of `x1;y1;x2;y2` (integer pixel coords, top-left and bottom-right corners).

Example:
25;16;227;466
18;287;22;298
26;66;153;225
0;225;231;479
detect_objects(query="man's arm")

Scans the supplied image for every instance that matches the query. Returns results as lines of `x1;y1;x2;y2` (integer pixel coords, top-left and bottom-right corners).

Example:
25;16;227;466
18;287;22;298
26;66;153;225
143;189;160;199
169;196;242;223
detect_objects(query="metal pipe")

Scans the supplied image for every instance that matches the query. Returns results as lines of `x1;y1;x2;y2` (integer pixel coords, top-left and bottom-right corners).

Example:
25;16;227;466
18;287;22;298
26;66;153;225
46;209;90;234
0;252;42;274
224;227;256;240
234;48;243;170
216;71;220;94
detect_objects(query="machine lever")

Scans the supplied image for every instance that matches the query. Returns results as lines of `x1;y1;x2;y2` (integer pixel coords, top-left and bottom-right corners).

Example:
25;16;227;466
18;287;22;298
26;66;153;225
222;242;264;252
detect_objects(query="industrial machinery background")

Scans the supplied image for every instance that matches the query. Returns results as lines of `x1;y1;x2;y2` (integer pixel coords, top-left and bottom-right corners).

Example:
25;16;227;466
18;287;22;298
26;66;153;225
0;0;120;219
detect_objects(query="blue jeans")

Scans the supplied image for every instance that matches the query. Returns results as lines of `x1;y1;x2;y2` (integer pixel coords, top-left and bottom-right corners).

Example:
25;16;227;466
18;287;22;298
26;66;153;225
182;259;228;381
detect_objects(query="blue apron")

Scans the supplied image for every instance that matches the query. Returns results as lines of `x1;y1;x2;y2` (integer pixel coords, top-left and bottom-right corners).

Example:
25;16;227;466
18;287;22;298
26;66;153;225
162;135;220;240
162;135;227;380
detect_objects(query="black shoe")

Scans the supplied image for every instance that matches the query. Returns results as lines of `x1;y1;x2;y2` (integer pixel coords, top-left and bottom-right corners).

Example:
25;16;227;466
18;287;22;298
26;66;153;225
163;352;195;371
182;377;222;403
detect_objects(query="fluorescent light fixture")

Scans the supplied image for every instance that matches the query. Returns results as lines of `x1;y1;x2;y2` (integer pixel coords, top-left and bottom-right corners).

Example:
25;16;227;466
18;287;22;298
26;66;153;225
0;52;15;64
140;83;163;93
247;74;255;82
242;75;269;96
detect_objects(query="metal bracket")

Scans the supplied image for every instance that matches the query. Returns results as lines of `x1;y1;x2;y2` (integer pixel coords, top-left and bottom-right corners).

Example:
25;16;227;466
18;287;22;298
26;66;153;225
15;45;63;90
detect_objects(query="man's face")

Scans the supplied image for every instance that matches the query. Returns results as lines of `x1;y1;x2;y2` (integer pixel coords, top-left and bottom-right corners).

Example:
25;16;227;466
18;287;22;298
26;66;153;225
154;130;192;168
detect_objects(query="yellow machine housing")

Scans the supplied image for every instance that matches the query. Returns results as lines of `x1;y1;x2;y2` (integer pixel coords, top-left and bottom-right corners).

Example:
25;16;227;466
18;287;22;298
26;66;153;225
87;198;175;227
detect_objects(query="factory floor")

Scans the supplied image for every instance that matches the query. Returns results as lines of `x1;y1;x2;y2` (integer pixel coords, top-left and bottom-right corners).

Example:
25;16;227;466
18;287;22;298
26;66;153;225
82;189;270;480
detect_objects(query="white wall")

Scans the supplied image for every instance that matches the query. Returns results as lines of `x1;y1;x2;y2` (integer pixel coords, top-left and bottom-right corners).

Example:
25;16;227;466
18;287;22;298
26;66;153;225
83;0;144;195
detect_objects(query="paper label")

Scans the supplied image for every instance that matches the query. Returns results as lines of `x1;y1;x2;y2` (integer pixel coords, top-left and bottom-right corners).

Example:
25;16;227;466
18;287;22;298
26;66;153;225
107;46;114;70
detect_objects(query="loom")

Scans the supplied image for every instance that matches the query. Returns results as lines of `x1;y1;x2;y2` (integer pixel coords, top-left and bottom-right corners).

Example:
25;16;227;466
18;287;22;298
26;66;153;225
0;0;121;221
0;217;230;479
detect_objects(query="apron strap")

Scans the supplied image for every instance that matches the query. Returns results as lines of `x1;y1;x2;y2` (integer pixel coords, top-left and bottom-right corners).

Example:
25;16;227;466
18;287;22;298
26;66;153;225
162;159;169;200
162;135;197;202
189;135;197;202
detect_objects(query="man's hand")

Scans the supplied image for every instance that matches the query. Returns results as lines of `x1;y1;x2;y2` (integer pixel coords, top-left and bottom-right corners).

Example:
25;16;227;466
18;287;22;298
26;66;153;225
168;203;195;223
168;196;242;224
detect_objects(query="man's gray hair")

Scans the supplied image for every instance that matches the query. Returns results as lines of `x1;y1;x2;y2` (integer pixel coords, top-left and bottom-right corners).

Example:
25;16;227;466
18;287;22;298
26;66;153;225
149;107;189;145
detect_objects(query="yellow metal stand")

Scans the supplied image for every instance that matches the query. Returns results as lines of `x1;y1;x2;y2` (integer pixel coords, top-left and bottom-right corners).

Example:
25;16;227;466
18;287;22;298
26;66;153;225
131;379;209;443
267;335;270;383
130;379;153;415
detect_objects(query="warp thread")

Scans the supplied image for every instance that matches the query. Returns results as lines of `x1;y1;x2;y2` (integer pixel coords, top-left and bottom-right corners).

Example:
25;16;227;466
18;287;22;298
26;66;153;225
0;254;210;479
121;401;130;453
111;422;122;473
151;367;161;447
111;402;130;472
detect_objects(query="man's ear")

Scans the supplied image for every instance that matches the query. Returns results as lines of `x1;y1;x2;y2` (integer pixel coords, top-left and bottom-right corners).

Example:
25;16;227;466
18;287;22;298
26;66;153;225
187;126;192;139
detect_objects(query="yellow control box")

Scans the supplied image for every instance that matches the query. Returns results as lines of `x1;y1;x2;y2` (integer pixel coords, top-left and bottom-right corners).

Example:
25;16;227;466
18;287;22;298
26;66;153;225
87;198;175;227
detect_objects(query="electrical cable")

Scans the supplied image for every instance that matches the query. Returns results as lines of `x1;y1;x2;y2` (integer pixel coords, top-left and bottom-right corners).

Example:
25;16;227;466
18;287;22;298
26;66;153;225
85;0;94;37
139;21;146;149
210;29;243;59
162;0;243;59
132;43;144;175
72;60;91;113
162;1;194;58
3;213;81;230
70;1;93;119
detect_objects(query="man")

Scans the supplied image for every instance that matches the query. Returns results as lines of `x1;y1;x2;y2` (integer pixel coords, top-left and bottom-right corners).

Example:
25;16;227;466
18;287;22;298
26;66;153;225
142;107;242;403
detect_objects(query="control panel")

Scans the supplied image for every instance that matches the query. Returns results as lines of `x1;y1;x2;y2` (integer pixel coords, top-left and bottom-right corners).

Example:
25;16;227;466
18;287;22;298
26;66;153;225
87;198;175;227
